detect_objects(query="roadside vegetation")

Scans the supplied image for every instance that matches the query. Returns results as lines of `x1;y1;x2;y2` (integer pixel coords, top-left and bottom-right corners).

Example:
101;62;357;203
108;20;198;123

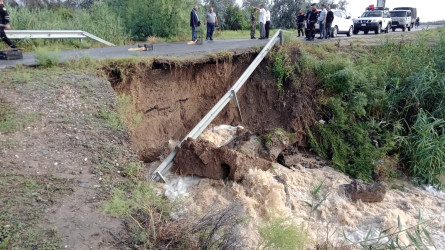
270;27;445;188
0;0;307;51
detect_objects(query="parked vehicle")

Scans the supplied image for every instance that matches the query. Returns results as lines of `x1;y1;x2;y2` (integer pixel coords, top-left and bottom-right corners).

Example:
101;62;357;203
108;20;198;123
353;8;392;35
315;9;354;37
390;10;412;31
393;7;417;28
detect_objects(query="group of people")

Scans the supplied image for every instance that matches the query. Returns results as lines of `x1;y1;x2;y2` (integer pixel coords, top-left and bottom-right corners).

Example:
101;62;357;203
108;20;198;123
190;5;272;43
0;1;17;49
297;3;334;41
250;5;271;39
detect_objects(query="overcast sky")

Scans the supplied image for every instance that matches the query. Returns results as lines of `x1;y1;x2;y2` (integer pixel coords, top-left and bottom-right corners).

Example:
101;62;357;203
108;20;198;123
235;0;445;22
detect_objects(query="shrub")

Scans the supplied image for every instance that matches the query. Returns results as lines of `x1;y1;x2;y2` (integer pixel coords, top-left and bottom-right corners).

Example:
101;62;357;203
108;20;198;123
34;49;60;67
259;218;307;250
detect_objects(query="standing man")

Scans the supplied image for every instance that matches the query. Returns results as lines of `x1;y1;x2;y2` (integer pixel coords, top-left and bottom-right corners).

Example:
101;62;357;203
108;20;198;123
265;8;271;39
0;1;17;49
204;7;218;41
325;6;334;39
250;7;258;39
307;4;318;41
318;4;327;39
305;9;311;40
297;9;306;37
257;5;266;39
190;5;200;42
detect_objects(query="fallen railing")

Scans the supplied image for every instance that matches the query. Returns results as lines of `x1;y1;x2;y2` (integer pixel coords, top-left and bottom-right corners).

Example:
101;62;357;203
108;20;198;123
5;30;115;46
151;29;284;182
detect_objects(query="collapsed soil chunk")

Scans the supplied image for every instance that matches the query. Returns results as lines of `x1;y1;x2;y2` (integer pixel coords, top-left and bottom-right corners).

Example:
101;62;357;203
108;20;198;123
173;138;272;181
342;179;388;203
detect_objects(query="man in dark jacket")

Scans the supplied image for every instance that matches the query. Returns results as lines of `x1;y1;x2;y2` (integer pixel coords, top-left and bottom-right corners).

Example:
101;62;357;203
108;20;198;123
305;10;311;40
326;6;334;39
0;1;16;48
190;5;200;42
297;9;305;37
307;4;318;41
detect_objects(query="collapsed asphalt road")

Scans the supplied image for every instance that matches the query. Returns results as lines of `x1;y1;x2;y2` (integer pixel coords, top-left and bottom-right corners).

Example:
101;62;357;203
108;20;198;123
0;25;440;69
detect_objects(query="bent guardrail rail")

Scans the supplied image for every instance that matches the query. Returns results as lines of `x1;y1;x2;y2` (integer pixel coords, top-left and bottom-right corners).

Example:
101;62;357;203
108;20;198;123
151;29;283;182
5;30;115;46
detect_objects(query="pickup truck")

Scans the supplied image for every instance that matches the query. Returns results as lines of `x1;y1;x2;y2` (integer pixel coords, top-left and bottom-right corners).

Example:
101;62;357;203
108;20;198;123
389;10;412;31
353;8;392;34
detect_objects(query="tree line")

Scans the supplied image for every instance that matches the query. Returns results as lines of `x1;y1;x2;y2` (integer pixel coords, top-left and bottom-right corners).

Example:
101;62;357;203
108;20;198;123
4;0;348;40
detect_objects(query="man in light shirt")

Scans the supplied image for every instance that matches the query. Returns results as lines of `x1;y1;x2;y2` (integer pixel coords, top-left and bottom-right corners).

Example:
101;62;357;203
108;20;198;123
265;8;271;39
204;7;218;41
318;4;327;39
256;5;266;39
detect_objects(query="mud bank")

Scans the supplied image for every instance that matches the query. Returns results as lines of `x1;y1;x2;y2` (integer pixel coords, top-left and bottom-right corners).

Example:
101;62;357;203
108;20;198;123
104;50;318;162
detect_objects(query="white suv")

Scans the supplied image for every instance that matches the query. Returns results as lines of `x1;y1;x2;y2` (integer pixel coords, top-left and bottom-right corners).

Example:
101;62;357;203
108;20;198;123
316;10;354;37
353;9;392;34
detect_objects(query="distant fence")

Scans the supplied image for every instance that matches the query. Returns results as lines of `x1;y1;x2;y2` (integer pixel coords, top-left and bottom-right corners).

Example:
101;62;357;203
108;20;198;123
5;30;115;46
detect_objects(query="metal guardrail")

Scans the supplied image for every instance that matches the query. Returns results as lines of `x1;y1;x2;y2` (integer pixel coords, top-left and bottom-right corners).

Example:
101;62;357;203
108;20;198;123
151;29;283;182
5;30;115;46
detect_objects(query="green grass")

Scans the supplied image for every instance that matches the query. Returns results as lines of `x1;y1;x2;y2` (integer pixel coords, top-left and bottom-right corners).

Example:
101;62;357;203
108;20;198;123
0;102;40;134
96;106;125;132
34;49;60;68
0;173;73;249
259;218;307;250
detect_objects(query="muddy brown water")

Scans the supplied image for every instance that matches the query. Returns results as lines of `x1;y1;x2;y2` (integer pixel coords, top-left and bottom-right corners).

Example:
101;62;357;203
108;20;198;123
105;51;319;163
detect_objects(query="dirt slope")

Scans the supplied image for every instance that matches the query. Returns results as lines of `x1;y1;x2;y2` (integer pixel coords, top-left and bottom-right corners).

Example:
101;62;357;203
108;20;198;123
0;70;133;249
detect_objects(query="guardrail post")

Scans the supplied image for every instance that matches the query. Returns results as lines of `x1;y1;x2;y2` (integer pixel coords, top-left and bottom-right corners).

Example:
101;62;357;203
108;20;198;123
279;30;283;45
231;90;243;122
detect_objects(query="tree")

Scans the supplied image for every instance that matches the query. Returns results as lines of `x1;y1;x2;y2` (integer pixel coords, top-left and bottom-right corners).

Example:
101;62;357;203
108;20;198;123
242;0;269;8
270;0;309;29
225;5;249;30
318;0;349;11
107;0;200;40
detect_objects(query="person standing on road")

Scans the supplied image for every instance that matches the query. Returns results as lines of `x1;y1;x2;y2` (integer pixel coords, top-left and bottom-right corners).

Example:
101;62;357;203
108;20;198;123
415;17;420;28
307;4;319;41
0;1;17;49
325;6;334;39
204;7;218;41
190;5;200;42
305;9;311;40
318;4;327;39
265;8;271;39
250;7;258;39
257;5;266;39
297;9;305;37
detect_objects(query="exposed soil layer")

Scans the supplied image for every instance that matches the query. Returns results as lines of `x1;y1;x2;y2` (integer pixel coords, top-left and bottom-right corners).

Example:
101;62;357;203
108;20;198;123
172;137;272;181
105;50;319;163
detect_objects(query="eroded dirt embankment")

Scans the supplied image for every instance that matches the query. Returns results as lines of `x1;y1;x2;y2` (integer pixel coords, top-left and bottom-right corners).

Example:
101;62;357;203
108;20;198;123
105;50;319;163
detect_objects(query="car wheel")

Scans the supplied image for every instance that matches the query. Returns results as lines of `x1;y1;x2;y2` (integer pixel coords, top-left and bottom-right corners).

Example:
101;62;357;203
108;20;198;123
375;24;381;34
332;26;338;38
392;27;396;32
364;30;369;34
347;26;353;36
385;24;389;33
353;29;359;35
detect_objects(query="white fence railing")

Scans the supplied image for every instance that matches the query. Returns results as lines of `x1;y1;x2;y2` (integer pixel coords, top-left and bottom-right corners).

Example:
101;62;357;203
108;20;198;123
151;29;283;182
5;30;115;46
